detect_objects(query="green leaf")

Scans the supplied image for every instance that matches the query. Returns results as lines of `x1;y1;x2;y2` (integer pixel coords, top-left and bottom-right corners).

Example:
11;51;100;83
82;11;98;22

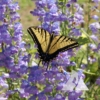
77;29;91;45
78;37;90;45
89;62;98;73
27;49;37;54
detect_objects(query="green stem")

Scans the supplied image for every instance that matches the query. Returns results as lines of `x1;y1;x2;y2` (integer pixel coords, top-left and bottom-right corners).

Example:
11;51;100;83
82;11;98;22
76;68;99;76
86;1;92;67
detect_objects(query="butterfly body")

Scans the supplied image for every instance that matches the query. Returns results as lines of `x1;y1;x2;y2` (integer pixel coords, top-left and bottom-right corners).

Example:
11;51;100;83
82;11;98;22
27;26;79;64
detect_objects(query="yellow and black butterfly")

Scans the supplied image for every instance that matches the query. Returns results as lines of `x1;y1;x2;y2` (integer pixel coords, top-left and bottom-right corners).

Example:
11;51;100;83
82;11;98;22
27;26;79;65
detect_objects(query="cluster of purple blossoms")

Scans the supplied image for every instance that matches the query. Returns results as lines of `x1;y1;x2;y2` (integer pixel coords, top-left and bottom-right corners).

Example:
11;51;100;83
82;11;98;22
64;0;84;39
0;73;9;100
86;1;100;59
88;1;100;86
20;65;85;100
31;0;67;34
28;0;87;100
0;0;30;99
0;0;100;99
30;0;100;99
51;50;76;68
78;0;100;88
66;3;84;26
96;77;100;86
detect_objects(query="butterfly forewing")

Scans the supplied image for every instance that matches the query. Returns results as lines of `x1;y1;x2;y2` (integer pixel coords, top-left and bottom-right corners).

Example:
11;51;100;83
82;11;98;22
49;36;78;54
27;27;51;52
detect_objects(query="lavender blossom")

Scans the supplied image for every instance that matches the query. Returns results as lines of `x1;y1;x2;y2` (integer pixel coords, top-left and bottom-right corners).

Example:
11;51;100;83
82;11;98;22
96;77;100;85
92;15;99;20
68;90;82;100
31;0;67;34
90;34;99;42
66;3;84;26
89;22;100;34
0;0;29;99
1;0;99;99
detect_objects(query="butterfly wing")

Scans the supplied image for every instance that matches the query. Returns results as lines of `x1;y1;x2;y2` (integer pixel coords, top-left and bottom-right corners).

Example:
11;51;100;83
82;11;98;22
27;26;51;60
48;35;79;57
27;26;79;63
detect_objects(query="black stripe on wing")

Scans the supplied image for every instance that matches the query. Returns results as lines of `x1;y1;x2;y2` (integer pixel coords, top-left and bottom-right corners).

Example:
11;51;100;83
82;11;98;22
27;27;44;56
48;38;79;60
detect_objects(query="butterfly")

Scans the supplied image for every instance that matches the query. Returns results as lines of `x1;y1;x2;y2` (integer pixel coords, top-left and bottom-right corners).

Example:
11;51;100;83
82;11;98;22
27;26;79;66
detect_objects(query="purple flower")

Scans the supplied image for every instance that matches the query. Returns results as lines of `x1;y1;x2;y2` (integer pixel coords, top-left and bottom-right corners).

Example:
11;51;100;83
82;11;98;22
0;76;9;99
73;12;84;25
77;98;84;100
74;3;84;15
29;95;37;100
51;22;60;34
92;15;99;20
71;28;81;36
69;0;77;3
8;2;19;11
89;22;100;34
31;0;67;34
31;8;45;16
35;0;46;8
10;12;20;21
97;43;100;51
0;1;28;99
26;86;38;94
13;22;23;36
54;94;65;100
66;3;71;7
92;0;100;3
6;90;19;98
4;45;18;56
52;51;75;67
0;25;12;44
27;65;72;99
56;83;63;90
44;84;53;92
37;92;47;100
68;90;82;100
0;0;12;5
17;65;28;75
9;72;21;79
77;70;85;79
81;64;87;69
49;4;58;14
57;14;67;21
89;44;97;51
0;76;8;88
28;67;45;83
96;77;100;85
66;3;84;27
88;56;97;64
47;0;56;8
41;22;50;31
19;89;29;98
90;34;99;42
0;97;7;100
0;5;6;14
48;96;54;100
